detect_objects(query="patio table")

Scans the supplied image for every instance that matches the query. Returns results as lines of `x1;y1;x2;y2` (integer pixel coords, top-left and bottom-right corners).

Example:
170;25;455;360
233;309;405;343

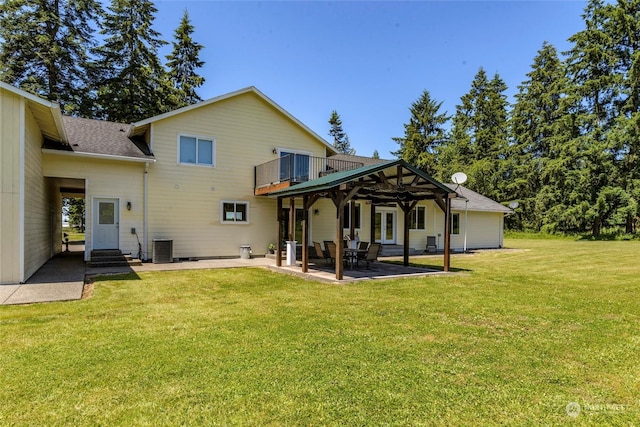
344;248;367;269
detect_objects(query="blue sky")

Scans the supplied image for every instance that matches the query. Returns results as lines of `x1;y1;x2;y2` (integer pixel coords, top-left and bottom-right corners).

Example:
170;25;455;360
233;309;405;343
153;1;587;158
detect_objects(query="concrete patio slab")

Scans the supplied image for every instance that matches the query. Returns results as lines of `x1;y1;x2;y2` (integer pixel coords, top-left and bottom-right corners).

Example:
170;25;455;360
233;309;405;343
0;250;85;306
2;282;84;305
0;285;20;304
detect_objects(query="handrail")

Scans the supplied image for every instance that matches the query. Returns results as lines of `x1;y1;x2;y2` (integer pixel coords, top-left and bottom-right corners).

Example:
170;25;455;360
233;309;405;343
255;154;364;189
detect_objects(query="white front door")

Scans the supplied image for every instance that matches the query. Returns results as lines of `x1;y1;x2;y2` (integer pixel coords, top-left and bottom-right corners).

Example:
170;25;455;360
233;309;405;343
375;209;396;244
94;198;119;249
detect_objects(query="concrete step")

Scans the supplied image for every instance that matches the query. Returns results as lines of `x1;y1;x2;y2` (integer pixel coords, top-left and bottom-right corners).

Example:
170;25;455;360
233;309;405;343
89;250;141;268
379;245;423;257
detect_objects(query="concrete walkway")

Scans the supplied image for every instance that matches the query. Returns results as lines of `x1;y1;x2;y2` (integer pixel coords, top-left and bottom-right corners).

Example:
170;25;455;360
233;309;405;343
1;251;454;306
0;251;85;305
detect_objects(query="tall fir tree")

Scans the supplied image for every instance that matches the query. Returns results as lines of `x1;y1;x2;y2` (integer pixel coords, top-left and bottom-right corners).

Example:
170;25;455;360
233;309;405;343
608;0;640;232
166;10;205;107
328;110;355;154
564;0;632;235
509;42;575;231
443;68;510;200
391;89;449;176
93;0;171;122
0;0;102;115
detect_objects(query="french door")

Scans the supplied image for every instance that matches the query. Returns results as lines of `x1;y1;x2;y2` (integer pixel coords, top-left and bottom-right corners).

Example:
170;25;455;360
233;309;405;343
374;209;396;244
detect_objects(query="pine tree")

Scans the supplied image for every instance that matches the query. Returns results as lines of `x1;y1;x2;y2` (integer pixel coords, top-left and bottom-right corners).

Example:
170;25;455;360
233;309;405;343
166;10;205;107
372;150;380;159
93;0;170;122
328;110;355;154
0;0;102;115
391;89;449;175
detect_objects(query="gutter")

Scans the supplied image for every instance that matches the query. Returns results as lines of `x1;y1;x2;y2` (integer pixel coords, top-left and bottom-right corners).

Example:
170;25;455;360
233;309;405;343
42;148;156;164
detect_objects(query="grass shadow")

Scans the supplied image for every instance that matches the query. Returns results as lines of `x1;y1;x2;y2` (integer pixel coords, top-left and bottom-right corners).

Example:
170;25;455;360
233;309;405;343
381;260;471;273
87;272;142;282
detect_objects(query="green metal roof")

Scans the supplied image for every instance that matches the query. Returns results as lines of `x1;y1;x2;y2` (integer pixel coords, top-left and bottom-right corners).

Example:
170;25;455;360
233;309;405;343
266;159;455;198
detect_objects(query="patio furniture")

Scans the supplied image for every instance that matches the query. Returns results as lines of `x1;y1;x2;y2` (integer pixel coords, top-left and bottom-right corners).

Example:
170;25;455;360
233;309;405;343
314;241;332;266
325;241;337;266
356;241;369;265
360;243;381;269
426;236;437;253
344;247;367;269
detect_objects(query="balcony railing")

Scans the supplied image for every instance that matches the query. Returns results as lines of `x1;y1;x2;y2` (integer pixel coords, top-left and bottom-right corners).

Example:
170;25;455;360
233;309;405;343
255;154;364;190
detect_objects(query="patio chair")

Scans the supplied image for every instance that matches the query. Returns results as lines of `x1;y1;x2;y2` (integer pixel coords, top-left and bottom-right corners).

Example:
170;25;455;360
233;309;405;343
356;241;369;266
360;243;381;269
325;241;337;266
313;241;332;266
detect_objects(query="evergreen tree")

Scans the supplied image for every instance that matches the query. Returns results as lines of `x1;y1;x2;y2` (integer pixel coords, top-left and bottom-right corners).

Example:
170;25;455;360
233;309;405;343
93;0;171;122
328;110;355;154
509;42;575;231
443;69;510;200
166;10;205;107
391;89;449;175
0;0;102;115
564;0;633;235
372;150;380;159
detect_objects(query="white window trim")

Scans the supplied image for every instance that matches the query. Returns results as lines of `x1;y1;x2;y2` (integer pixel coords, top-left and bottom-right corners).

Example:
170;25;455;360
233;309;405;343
409;206;426;230
220;200;250;224
177;133;216;167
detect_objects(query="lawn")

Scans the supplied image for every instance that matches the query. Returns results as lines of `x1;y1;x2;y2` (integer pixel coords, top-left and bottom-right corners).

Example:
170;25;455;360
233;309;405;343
1;238;639;425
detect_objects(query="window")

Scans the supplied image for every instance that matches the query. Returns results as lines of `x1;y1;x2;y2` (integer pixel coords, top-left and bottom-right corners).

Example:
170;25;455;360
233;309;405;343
409;206;426;230
343;202;361;229
98;202;115;225
279;150;310;182
179;135;214;166
221;201;249;223
451;213;460;235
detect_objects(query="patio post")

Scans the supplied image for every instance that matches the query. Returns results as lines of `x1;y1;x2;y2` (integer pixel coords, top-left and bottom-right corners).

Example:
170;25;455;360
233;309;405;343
276;197;282;267
333;191;345;280
302;195;309;273
370;203;376;244
399;201;417;267
444;196;451;272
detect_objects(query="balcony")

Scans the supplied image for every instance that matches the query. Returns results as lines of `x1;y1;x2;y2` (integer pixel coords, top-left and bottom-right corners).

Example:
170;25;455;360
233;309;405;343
255;154;364;195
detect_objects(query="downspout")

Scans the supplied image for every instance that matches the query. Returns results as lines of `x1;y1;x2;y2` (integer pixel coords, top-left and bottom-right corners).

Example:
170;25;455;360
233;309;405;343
143;162;149;260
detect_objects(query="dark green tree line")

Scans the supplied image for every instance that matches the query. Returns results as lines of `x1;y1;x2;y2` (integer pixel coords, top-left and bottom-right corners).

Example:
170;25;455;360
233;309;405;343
393;0;640;236
0;0;206;122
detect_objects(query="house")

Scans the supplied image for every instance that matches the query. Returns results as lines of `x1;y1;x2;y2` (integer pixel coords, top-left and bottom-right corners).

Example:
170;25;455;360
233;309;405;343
1;81;510;284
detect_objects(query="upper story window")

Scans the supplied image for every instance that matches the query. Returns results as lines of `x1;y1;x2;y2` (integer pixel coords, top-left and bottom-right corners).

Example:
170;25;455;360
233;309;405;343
409;206;426;230
179;135;215;166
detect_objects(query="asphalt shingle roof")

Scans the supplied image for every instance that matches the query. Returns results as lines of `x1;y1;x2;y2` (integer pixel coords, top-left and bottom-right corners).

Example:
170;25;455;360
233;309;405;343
45;116;154;160
447;184;512;213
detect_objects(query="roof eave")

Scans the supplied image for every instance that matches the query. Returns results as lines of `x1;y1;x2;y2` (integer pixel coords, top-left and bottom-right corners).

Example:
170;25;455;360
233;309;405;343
42;148;156;163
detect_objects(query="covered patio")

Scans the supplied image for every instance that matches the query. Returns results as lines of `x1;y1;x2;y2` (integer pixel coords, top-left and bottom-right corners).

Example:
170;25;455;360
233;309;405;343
266;159;458;280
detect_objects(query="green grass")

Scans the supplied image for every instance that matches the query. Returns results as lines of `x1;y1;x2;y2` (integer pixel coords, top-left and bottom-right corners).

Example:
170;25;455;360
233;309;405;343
62;226;85;242
1;238;639;425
